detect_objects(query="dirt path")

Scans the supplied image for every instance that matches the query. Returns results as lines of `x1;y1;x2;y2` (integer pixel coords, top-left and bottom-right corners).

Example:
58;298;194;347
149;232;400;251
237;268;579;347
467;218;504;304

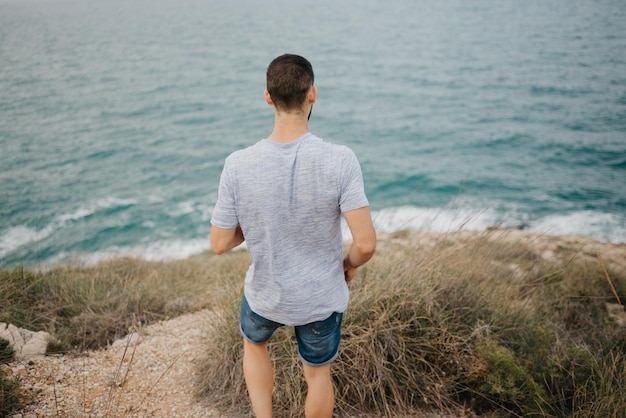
5;309;222;418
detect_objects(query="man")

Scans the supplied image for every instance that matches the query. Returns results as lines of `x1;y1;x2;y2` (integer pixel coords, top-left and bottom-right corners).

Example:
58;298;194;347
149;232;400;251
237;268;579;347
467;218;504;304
210;54;376;418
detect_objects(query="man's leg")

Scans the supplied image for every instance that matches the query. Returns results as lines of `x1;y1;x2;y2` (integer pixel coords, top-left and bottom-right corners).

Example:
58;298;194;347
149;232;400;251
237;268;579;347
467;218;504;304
302;363;334;418
243;339;273;418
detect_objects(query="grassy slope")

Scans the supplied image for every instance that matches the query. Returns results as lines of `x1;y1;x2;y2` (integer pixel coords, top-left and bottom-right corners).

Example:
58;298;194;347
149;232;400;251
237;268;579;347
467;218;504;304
2;229;625;417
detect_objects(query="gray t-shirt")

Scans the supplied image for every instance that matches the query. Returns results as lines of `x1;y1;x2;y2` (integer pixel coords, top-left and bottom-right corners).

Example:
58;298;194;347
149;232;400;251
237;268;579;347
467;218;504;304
211;132;369;326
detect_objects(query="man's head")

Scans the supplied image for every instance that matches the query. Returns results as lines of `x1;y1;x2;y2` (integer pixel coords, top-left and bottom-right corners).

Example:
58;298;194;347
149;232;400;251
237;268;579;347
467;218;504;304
266;54;315;113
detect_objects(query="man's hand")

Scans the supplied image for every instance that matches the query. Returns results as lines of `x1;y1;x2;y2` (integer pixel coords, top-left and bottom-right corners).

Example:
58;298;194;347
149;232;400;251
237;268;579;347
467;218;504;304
343;257;358;285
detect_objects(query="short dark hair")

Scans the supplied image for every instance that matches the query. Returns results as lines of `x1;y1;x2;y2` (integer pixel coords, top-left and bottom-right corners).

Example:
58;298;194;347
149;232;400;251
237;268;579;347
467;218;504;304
266;54;314;112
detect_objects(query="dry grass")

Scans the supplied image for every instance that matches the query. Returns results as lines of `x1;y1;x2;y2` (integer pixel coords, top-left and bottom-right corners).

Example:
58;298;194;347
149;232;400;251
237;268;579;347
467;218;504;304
571;351;626;417
199;230;626;417
0;251;248;352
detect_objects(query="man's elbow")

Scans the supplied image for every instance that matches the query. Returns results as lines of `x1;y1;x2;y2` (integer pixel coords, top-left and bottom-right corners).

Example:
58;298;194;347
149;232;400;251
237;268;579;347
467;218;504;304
212;246;227;256
210;236;227;255
358;236;377;260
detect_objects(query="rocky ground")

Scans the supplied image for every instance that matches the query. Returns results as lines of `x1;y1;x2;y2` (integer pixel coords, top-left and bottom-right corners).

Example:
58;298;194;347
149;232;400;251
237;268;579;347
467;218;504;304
3;229;625;418
3;310;221;418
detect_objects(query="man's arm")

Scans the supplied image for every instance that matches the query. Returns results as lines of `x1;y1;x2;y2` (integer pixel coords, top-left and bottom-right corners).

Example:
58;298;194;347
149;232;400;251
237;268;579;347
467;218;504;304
210;224;244;255
343;206;376;284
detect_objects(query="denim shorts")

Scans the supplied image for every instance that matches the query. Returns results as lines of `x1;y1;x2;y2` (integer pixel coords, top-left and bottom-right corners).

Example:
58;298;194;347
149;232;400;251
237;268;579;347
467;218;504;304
239;295;343;367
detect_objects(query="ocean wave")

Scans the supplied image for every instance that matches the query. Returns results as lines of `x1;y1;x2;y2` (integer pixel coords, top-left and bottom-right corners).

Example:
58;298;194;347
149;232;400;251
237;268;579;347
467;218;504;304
533;211;626;243
43;207;626;267
0;224;55;259
368;206;625;243
57;197;137;223
5;204;624;268
0;197;138;260
371;206;502;233
44;238;212;268
167;200;199;217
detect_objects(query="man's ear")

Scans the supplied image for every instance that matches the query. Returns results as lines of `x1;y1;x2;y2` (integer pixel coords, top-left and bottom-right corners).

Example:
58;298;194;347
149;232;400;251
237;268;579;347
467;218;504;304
264;89;274;106
308;86;317;104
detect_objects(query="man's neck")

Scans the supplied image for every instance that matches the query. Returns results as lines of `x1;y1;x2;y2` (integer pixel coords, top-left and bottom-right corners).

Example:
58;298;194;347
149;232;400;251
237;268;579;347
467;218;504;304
267;111;310;144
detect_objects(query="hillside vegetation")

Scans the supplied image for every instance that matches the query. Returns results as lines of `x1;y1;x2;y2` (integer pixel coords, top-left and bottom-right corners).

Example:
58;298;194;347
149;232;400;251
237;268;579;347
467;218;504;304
2;229;625;417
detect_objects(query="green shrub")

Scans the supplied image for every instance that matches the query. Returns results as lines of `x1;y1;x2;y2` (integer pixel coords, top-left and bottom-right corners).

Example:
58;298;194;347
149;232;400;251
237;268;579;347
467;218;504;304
475;336;548;414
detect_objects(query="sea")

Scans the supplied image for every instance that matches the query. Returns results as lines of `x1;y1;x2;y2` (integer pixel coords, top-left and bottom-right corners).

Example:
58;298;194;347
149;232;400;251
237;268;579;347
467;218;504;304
1;0;625;268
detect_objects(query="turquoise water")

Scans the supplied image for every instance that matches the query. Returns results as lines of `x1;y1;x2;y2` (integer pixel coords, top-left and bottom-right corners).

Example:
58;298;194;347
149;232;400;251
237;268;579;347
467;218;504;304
1;0;625;267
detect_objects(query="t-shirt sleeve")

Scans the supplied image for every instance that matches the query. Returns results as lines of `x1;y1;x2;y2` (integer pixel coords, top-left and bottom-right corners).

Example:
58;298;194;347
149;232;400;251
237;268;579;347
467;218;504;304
339;148;369;212
211;159;239;229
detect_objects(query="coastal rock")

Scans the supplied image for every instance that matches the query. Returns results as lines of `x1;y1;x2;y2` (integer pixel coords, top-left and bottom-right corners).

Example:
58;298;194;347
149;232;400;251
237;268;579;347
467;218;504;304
0;323;49;358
